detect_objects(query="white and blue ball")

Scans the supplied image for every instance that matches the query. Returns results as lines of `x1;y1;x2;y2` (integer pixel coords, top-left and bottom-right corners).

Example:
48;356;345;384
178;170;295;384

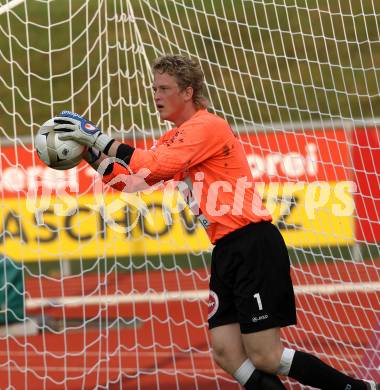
34;118;86;170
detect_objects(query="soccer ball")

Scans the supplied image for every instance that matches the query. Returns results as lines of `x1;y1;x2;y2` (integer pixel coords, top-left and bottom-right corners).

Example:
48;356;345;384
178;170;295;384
34;118;86;170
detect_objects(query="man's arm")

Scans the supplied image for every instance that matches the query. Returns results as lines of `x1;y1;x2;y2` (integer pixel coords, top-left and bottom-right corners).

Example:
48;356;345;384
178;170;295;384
54;110;214;187
83;140;127;172
83;145;157;193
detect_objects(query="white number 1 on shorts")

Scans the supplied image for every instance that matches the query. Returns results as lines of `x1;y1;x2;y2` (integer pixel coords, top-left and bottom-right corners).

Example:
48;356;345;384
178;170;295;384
253;293;263;311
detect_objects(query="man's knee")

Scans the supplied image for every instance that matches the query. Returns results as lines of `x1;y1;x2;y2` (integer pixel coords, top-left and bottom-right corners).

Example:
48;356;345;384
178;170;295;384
247;349;282;374
211;339;247;374
210;324;247;373
211;341;233;368
242;327;284;373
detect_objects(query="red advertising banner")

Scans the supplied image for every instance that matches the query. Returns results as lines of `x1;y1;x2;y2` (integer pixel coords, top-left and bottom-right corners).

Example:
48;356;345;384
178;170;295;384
0;128;351;197
352;127;380;243
239;128;350;182
0;127;378;244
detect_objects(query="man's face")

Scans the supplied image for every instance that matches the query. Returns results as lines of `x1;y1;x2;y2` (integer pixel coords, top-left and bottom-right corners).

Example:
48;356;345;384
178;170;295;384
153;72;189;124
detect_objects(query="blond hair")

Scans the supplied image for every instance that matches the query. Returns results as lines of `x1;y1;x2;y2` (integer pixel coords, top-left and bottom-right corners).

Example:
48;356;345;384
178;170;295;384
152;54;208;109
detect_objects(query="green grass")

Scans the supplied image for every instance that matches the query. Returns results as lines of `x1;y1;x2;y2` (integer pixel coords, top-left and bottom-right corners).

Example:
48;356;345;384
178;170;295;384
1;0;380;139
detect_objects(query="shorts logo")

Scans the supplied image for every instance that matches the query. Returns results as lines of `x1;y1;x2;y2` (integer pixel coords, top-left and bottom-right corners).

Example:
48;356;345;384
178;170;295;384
252;314;268;323
208;291;219;320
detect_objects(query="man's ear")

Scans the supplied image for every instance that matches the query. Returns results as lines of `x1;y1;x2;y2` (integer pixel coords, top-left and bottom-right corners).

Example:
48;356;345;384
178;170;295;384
183;86;194;102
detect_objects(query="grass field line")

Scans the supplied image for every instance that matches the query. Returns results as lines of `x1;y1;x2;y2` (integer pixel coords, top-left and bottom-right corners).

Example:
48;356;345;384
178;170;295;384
26;281;380;310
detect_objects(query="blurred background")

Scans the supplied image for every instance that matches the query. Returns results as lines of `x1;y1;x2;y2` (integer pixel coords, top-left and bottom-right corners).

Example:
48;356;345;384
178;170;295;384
0;1;379;389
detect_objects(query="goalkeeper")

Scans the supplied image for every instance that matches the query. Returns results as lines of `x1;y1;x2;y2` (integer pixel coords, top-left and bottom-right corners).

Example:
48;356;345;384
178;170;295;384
54;54;378;390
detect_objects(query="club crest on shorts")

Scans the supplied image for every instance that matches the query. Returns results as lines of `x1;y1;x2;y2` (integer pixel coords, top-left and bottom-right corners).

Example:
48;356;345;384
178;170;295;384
208;290;219;320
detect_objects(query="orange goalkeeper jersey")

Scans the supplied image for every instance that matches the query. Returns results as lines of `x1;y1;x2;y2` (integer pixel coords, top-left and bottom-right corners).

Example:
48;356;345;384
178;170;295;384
102;109;272;244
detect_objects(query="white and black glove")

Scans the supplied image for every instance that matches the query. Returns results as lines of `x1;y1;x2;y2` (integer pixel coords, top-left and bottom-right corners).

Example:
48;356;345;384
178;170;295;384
55;111;114;152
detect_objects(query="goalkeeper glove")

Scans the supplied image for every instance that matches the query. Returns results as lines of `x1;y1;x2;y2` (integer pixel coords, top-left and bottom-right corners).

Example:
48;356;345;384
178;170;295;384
55;111;114;152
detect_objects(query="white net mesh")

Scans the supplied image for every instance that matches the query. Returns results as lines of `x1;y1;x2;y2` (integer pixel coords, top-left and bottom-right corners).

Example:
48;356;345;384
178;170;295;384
0;1;379;389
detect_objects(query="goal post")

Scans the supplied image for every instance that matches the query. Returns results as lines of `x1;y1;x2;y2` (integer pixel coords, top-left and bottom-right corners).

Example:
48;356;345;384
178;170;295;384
0;1;379;388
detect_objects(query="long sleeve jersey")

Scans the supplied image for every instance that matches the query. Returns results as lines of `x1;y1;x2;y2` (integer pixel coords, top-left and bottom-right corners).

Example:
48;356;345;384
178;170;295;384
102;109;272;244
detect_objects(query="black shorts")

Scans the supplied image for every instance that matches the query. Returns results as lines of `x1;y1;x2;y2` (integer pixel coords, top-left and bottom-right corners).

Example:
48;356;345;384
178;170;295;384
208;221;297;334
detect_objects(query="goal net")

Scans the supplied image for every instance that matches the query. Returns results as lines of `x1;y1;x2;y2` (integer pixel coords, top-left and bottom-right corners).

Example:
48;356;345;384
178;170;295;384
0;1;379;388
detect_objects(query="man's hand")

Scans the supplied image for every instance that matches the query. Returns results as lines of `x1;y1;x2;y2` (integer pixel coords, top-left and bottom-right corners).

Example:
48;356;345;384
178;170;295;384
55;111;114;152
